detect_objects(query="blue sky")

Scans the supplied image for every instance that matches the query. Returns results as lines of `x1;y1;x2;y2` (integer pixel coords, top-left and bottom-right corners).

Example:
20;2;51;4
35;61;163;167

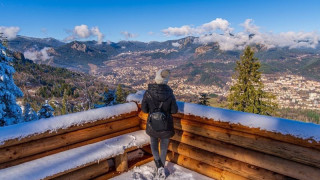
1;0;319;42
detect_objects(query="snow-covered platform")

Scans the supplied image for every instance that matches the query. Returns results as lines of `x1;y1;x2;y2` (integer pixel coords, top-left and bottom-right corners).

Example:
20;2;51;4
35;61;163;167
111;161;213;180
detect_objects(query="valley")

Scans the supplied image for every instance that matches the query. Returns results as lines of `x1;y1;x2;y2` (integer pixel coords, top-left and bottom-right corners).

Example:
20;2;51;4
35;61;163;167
7;35;320;123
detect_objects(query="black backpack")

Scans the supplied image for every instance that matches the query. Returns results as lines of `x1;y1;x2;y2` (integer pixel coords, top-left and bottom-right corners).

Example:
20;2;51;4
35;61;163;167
146;92;168;132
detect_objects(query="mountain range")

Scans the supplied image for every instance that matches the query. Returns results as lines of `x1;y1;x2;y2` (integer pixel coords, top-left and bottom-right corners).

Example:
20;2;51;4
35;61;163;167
7;35;320;82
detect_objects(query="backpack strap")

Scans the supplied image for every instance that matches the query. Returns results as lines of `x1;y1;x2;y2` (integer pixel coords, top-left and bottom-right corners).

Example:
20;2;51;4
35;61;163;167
146;91;163;110
159;102;163;109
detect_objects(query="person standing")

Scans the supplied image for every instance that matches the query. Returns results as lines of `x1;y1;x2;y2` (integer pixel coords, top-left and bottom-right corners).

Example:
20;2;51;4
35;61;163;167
141;69;178;178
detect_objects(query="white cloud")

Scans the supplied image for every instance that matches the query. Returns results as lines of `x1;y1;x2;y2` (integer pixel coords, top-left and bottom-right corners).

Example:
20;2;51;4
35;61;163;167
163;25;194;36
64;25;105;44
91;26;104;44
121;31;138;40
74;24;91;38
201;18;233;33
172;42;180;47
0;26;20;40
241;19;259;34
163;18;320;50
162;18;233;37
24;47;52;61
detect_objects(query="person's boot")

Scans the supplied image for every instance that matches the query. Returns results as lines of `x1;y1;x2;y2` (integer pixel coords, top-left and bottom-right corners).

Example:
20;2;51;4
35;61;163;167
154;159;166;179
157;167;166;179
154;159;164;169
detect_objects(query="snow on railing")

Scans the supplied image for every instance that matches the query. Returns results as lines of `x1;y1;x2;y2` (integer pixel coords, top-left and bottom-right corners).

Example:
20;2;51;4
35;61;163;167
176;101;320;143
128;91;320;143
0;102;138;145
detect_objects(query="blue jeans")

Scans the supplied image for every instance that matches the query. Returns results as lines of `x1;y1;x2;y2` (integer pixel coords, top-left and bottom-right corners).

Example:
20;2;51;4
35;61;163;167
150;137;170;165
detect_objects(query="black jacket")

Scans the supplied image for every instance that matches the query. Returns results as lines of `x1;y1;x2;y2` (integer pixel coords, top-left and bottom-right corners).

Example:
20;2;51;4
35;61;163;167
141;84;178;138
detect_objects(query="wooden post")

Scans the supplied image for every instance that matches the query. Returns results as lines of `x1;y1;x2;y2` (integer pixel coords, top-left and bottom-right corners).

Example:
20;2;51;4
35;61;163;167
115;153;128;172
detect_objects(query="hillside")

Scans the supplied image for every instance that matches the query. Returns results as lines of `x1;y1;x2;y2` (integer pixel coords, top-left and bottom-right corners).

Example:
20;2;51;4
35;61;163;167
11;52;131;115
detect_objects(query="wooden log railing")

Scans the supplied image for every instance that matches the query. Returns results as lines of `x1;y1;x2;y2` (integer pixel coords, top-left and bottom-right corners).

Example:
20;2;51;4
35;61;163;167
139;101;320;180
0;103;153;179
1;99;320;180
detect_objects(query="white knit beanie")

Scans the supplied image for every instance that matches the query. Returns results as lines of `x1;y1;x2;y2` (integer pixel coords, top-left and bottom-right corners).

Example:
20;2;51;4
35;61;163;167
155;69;170;84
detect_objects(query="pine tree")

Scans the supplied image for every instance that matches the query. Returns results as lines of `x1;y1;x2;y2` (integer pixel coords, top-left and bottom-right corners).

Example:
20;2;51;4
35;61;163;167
227;46;277;115
61;89;68;115
0;37;24;126
38;100;54;119
23;103;38;122
95;87;115;108
198;93;209;106
103;87;115;106
116;84;125;104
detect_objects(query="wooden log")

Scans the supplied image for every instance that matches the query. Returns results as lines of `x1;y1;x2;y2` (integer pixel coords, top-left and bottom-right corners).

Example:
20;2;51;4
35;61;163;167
43;144;149;179
53;159;114;180
168;140;290;180
139;110;320;151
0;127;140;169
140;117;320;168
0;111;138;149
169;129;320;180
115;153;128;172
166;151;247;180
0;117;140;164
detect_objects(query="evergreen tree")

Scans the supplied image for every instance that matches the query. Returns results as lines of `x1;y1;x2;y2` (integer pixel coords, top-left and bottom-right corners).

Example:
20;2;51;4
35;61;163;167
23;103;38;122
102;87;115;106
198;93;209;106
227;46;277;115
61;89;68;115
95;87;115;108
0;38;24;126
116;84;125;104
38;100;54;119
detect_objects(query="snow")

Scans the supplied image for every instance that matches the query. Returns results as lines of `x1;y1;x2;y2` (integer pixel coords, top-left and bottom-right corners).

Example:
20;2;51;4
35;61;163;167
0;130;150;180
110;161;213;180
0;102;138;145
126;90;146;104
37;100;54;119
127;91;320;143
0;43;23;126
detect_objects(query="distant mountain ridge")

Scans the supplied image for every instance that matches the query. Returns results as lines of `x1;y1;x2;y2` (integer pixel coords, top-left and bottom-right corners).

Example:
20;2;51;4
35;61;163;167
7;35;320;80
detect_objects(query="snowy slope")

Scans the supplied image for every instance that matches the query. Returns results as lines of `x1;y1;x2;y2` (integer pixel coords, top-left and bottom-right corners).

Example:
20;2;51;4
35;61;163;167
111;161;213;180
127;91;320;142
0;130;149;180
0;102;138;145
